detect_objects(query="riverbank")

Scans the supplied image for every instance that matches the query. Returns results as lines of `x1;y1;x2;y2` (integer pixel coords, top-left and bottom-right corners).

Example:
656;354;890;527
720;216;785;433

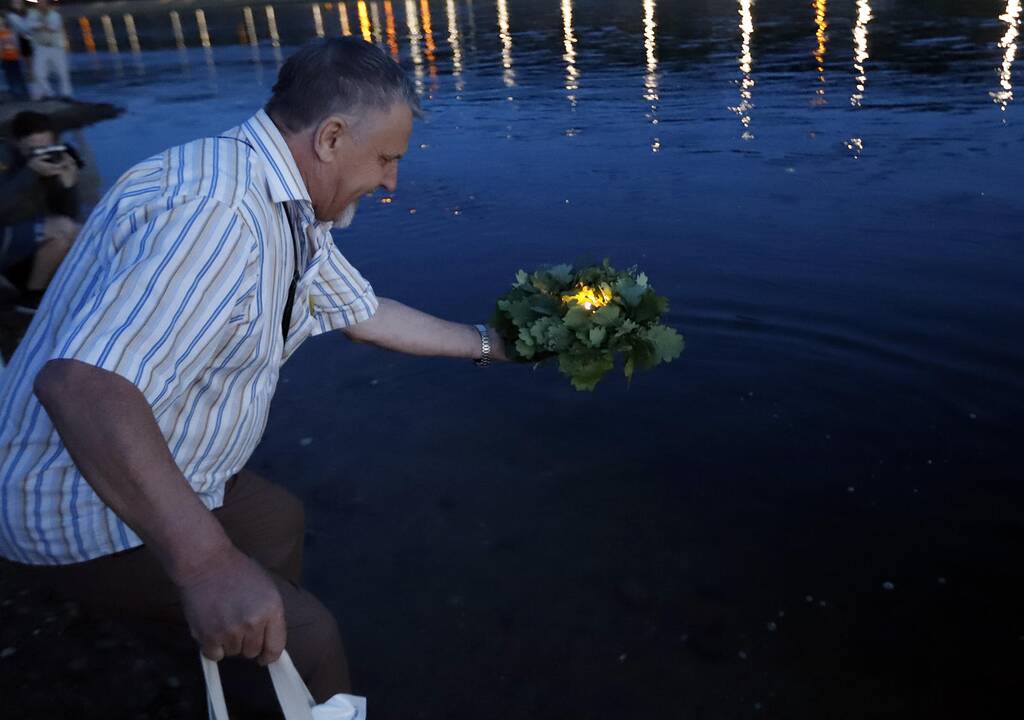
0;561;205;718
0;97;121;138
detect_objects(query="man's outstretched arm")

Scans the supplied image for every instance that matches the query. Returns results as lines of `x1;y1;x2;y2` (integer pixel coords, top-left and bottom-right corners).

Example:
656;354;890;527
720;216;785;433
342;296;508;360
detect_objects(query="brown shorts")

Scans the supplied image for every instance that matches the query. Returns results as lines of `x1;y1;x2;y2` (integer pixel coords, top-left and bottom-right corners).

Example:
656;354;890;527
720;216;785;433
9;470;350;712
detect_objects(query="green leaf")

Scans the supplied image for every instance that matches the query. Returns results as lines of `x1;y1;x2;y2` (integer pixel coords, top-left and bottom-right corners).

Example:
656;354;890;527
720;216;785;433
633;290;669;323
592;303;622;327
636;272;649;288
614;277;646;307
613;318;639;338
563;305;592;330
645;325;685;363
588;326;607;347
629;341;657;372
515;269;530;286
548;263;574;285
515;333;537;359
502;298;535;328
528;294;560;317
558;352;614;391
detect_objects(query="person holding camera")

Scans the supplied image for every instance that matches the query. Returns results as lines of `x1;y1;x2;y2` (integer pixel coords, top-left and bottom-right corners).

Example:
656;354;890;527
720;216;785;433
0;111;82;313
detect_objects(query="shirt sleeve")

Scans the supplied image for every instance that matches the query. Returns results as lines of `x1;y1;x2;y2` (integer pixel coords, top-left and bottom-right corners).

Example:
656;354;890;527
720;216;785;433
307;243;378;336
52;197;252;408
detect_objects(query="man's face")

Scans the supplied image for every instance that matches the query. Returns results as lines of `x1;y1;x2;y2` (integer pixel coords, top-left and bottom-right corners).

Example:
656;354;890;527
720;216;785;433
17;131;58;159
312;102;413;224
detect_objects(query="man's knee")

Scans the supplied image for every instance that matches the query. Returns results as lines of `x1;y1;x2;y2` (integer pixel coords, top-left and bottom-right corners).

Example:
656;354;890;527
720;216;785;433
287;593;350;699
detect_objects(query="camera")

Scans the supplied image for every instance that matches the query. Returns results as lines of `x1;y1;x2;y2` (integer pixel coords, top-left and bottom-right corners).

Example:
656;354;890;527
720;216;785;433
30;144;69;163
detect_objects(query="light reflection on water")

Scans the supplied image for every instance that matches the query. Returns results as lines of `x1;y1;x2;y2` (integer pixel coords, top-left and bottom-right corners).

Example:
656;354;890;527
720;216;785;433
850;0;872;108
561;0;578;107
642;0;659;153
64;0;1022;139
496;0;515;90
991;0;1021;113
812;0;828;107
730;0;755;141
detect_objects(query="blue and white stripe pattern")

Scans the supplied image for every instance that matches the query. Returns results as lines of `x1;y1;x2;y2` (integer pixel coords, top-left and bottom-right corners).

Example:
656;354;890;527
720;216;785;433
0;111;377;565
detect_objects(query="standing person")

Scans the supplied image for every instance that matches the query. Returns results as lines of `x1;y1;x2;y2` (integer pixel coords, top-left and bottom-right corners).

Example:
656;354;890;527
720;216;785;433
0;13;28;98
0;38;508;715
25;0;70;99
0;111;82;313
5;0;33;97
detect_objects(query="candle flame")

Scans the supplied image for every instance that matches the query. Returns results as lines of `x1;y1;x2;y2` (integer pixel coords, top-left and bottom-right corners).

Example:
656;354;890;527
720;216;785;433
562;284;613;311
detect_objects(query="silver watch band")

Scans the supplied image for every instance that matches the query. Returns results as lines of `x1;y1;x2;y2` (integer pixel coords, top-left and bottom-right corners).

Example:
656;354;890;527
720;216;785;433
474;324;491;367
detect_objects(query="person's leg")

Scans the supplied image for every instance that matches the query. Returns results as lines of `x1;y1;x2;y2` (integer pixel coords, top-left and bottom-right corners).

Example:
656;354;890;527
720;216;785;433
55;47;71;97
26;234;72;291
31;46;51;98
11;471;351;709
2;60;24;98
211;470;352;701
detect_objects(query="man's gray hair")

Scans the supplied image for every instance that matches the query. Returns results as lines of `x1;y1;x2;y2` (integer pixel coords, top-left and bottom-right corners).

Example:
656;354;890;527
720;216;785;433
266;37;421;134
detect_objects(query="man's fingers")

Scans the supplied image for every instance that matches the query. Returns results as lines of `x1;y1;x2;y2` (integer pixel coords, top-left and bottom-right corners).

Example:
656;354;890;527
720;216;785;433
220;632;244;658
258;614;287;666
201;642;225;662
240;622;265;660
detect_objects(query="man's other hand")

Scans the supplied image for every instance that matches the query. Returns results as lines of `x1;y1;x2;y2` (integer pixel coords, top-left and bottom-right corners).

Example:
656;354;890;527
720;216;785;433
179;544;287;666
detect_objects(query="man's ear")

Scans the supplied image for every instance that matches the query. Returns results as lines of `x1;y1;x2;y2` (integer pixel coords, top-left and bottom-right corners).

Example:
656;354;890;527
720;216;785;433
313;116;349;163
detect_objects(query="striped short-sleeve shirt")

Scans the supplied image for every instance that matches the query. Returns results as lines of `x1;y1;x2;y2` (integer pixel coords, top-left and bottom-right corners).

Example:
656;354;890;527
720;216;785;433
0;110;378;565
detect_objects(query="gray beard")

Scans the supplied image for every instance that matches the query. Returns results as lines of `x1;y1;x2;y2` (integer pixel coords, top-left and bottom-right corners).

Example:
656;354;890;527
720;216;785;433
333;201;358;229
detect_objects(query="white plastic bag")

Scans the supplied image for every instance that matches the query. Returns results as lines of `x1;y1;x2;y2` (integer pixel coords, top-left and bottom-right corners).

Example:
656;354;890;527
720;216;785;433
202;649;367;720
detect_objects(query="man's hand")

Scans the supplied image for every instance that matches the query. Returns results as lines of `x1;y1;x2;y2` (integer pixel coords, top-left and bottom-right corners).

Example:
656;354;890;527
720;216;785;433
178;544;287;666
487;325;509;362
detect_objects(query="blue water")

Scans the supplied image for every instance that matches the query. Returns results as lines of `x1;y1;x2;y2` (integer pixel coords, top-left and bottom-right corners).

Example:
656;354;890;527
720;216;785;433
53;0;1024;716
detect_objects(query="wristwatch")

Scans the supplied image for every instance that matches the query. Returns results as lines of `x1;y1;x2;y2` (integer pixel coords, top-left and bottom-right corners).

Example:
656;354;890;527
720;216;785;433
474;324;492;367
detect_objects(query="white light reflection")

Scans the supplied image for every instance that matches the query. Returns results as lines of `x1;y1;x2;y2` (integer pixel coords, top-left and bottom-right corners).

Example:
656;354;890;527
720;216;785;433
812;0;827;106
312;3;325;38
404;0;426;93
243;6;259;49
370;2;384;45
561;0;579;106
123;13;144;75
643;0;660;152
195;9;216;81
729;0;755;140
850;0;872;107
497;0;515;89
338;3;352;36
445;0;464;90
195;9;212;49
169;10;186;51
991;0;1021;113
123;14;141;55
100;14;119;54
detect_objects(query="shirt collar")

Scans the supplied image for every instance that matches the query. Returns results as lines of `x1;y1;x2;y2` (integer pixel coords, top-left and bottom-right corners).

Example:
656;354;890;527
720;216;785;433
240;110;312;207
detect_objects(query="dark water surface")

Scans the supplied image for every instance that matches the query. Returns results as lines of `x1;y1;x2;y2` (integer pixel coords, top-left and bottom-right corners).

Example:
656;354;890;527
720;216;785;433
61;0;1023;717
